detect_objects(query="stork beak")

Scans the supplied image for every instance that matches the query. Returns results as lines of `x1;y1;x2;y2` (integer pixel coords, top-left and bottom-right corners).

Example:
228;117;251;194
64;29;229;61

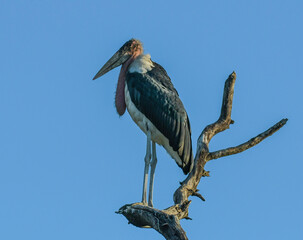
93;49;131;80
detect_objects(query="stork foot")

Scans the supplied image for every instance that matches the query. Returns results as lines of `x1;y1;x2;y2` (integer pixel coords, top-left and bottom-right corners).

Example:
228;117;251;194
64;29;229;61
148;200;153;208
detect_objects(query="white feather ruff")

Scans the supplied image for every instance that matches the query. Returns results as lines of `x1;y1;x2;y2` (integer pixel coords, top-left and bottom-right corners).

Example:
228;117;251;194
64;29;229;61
128;54;154;74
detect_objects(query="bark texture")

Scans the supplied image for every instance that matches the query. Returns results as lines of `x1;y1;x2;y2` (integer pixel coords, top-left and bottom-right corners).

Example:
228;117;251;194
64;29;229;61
116;72;288;240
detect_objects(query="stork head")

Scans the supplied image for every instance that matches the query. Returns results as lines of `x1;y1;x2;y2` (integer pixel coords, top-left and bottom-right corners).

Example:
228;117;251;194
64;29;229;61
93;39;143;80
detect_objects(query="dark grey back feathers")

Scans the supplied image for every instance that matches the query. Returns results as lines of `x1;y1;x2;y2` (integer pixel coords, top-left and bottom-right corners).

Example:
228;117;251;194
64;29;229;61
126;61;193;174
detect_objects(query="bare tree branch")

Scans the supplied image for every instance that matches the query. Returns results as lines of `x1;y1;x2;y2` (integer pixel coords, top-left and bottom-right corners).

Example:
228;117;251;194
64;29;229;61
207;118;288;161
174;72;236;205
116;203;189;240
117;71;287;240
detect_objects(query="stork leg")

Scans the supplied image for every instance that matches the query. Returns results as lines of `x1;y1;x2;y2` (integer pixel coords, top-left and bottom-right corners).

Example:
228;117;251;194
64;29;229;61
142;131;151;205
148;141;157;207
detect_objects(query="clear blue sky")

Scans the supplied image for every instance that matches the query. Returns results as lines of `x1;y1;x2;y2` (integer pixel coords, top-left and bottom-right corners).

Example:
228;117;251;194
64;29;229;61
0;0;302;239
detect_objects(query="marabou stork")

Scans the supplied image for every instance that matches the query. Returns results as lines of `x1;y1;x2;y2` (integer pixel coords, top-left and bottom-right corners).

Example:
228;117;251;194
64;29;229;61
93;39;193;207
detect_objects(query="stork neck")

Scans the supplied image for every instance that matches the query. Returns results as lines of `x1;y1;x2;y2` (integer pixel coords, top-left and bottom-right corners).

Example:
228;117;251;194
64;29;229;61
115;54;140;116
128;54;154;74
123;52;141;72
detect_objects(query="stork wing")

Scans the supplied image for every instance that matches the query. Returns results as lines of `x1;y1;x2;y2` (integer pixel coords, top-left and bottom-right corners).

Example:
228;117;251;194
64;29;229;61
126;65;193;174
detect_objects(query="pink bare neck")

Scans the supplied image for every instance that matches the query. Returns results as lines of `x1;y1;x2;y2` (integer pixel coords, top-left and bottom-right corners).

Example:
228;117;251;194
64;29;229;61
115;51;141;116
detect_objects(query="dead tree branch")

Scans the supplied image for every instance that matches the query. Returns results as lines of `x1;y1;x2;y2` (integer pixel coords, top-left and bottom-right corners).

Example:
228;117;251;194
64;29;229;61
207;118;288;161
116;71;287;240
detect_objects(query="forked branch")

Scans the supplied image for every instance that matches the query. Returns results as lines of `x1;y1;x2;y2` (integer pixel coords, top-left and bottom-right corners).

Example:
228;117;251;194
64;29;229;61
116;71;287;240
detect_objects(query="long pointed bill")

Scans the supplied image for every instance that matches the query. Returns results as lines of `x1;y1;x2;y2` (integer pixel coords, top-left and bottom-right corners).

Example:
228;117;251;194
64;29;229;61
93;50;131;80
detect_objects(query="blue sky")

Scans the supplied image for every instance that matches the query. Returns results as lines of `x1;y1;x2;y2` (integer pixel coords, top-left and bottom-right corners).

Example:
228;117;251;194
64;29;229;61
0;0;302;239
